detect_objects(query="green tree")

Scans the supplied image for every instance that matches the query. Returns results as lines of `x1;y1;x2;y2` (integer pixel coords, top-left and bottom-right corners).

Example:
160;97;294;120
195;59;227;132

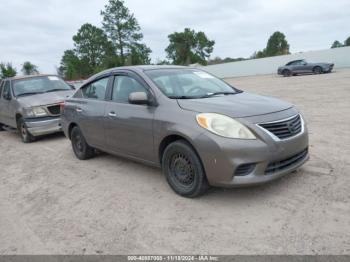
101;0;151;65
0;62;17;78
21;61;39;75
59;23;121;80
256;50;266;58
331;40;343;48
165;28;215;65
59;50;91;80
264;31;290;57
73;23;114;69
127;43;152;65
208;56;245;65
344;36;350;46
155;59;170;65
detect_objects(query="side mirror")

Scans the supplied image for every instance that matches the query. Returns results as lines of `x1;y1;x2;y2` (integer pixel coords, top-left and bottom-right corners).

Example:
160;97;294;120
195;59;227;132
69;84;75;89
129;92;149;105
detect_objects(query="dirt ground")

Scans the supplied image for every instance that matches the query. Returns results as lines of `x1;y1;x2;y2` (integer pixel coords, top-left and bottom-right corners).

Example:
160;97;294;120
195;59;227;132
0;69;349;255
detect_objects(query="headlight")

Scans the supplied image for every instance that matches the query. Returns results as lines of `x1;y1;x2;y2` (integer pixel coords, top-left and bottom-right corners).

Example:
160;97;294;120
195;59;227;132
196;113;256;139
23;107;48;117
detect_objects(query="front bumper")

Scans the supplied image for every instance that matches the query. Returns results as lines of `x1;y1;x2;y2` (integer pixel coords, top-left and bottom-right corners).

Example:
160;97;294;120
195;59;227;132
325;64;334;73
25;117;62;136
193;110;309;187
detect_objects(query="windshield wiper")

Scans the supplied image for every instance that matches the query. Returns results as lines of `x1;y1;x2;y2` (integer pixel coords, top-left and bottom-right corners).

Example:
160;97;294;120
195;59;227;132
199;91;237;98
45;89;70;93
16;92;44;97
168;95;199;99
168;91;240;100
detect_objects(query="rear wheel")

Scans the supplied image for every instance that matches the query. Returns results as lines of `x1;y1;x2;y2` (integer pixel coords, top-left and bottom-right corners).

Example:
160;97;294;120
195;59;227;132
282;69;291;77
0;123;4;131
313;66;323;74
162;140;209;198
17;117;35;143
71;126;95;160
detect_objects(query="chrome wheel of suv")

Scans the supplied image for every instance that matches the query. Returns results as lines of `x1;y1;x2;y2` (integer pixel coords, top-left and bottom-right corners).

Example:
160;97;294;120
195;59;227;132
17;117;34;143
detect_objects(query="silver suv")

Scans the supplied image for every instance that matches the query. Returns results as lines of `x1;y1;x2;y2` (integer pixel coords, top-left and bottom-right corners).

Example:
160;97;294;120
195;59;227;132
0;75;74;142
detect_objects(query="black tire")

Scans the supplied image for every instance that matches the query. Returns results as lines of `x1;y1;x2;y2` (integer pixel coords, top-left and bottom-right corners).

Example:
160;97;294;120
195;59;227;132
162;140;209;198
17;117;35;143
313;66;323;74
282;69;291;77
0;123;5;131
70;126;95;160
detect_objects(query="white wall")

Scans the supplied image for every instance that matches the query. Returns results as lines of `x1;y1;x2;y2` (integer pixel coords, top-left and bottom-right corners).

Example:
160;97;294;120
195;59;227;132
201;46;350;78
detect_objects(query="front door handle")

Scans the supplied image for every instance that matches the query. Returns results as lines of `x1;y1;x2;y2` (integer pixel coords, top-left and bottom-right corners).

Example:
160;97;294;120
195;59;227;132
108;111;117;117
76;108;83;113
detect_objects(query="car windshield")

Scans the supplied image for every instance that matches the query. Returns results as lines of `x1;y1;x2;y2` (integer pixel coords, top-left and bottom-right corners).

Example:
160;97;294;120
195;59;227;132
145;69;240;99
13;76;72;96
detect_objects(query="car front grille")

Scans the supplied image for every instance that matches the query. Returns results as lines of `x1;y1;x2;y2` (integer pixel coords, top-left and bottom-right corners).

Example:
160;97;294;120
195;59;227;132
259;114;302;139
265;148;308;175
46;104;61;115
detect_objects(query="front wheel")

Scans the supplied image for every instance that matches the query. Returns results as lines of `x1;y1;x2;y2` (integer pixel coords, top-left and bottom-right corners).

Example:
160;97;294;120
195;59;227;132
162;140;209;198
282;69;291;77
71;126;95;160
0;123;5;131
313;66;323;74
17;117;35;143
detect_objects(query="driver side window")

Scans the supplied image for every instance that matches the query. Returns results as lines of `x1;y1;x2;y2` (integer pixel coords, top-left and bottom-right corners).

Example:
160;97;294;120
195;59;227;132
112;75;148;103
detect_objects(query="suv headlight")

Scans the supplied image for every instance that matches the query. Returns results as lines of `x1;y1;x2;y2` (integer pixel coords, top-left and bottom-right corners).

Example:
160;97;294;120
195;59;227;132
196;113;256;139
24;107;48;117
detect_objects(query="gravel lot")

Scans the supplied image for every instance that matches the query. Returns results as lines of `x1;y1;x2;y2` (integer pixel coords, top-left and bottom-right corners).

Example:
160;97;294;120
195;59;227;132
1;69;349;255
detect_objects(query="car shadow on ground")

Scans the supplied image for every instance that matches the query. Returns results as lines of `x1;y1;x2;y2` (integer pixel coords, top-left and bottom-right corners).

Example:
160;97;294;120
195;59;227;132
1;127;309;202
35;132;66;142
90;148;306;201
203;170;301;199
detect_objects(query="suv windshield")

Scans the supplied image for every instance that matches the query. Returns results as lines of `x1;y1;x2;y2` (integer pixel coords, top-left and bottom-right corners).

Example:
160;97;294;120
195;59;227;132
145;69;240;99
13;76;72;97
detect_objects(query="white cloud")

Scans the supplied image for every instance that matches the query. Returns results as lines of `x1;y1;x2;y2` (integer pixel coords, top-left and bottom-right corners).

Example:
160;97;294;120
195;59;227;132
0;0;349;73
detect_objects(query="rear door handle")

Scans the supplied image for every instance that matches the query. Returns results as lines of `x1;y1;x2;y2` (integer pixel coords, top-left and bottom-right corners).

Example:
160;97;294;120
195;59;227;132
108;111;117;117
76;108;83;113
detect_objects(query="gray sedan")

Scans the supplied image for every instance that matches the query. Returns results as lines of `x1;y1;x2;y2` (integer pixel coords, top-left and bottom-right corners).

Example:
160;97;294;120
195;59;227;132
61;66;309;197
278;59;334;77
0;75;74;142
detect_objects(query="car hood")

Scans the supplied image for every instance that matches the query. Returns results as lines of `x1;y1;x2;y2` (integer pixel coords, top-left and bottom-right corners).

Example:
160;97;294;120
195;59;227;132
17;90;74;107
177;92;293;118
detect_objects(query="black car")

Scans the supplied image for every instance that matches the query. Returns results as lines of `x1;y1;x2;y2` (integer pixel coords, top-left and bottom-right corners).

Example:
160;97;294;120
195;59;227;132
278;59;334;77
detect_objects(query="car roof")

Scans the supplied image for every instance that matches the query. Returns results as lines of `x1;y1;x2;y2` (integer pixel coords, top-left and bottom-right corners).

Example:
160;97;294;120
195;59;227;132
5;74;61;81
86;65;191;82
287;59;305;64
98;65;188;74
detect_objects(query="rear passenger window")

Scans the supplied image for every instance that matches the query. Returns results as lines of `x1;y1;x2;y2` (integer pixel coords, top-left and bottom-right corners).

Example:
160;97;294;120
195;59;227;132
2;81;11;99
81;77;109;100
0;81;3;97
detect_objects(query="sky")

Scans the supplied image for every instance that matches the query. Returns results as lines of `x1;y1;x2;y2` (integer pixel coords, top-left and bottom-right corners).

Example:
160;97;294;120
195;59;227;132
0;0;349;74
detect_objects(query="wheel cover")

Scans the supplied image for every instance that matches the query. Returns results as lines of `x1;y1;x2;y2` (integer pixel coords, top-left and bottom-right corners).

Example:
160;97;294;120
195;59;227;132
169;153;195;187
